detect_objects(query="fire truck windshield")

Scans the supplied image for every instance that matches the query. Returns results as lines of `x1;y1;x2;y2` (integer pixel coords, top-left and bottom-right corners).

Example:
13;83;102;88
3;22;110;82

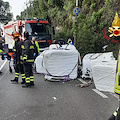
26;23;50;36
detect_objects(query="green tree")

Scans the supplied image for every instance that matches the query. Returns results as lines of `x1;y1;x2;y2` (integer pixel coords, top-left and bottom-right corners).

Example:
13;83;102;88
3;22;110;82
0;0;12;23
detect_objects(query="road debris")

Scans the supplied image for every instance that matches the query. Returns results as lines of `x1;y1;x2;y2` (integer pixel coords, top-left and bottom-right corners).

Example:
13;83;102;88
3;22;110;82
76;80;92;88
52;97;57;101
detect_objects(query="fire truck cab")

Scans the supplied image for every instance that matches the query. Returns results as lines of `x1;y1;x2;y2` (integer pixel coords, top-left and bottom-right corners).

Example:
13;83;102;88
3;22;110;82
4;18;53;51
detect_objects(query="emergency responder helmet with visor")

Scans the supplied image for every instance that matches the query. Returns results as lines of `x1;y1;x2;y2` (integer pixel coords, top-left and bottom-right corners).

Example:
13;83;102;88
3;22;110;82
12;32;19;38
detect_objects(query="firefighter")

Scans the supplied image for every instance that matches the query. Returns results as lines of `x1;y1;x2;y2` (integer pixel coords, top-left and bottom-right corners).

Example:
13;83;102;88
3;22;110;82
11;32;26;84
108;50;120;120
31;37;40;59
22;31;35;87
0;35;3;74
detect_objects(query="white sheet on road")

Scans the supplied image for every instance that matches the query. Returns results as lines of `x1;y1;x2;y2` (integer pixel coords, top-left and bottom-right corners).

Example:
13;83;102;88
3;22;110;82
82;52;116;79
35;44;81;81
82;52;117;92
92;61;117;93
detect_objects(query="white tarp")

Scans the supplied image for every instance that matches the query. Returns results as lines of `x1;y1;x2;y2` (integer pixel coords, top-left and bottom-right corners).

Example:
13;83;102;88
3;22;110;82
82;52;116;79
35;44;81;81
82;52;117;92
92;61;117;93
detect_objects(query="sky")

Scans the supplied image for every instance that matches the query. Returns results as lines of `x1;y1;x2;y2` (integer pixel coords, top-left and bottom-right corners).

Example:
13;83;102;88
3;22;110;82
5;0;27;19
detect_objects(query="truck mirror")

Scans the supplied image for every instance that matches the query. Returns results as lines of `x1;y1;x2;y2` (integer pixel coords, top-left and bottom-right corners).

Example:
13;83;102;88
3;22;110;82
52;26;55;35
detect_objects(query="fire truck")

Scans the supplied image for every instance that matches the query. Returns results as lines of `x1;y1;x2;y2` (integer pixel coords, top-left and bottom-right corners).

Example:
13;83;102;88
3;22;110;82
4;18;54;51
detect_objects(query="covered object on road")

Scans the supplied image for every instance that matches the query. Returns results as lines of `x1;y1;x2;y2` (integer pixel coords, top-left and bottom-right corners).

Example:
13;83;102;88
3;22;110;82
82;52;117;92
35;44;81;81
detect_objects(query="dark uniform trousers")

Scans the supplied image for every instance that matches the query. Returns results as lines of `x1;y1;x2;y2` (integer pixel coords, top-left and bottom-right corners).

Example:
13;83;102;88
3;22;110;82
24;63;34;84
14;61;25;80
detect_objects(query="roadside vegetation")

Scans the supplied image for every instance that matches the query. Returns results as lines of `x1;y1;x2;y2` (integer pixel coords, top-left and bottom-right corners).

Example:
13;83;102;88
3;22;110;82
9;0;120;57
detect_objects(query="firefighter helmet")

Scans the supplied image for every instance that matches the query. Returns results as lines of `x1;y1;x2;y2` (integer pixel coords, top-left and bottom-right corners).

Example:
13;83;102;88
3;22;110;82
12;32;19;38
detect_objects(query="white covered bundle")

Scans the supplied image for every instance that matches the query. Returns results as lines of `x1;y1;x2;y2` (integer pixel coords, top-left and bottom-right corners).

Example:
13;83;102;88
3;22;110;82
82;52;116;79
35;44;81;81
92;61;117;93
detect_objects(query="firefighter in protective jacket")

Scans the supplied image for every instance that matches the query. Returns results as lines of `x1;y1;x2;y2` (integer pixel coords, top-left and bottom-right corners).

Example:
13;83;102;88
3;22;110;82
11;32;26;84
22;31;34;87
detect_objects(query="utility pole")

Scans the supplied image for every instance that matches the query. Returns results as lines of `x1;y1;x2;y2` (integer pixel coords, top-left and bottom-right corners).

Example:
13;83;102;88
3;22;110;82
76;0;78;6
74;0;78;46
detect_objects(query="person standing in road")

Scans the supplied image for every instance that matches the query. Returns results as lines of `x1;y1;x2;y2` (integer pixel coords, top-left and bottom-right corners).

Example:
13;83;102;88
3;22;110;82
22;31;35;87
31;37;40;59
0;35;4;74
11;32;26;84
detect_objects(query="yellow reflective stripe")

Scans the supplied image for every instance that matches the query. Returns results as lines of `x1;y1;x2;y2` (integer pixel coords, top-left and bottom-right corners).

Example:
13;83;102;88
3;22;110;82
26;77;30;83
30;76;34;81
21;74;26;79
23;55;27;59
30;76;34;79
114;89;120;94
21;74;25;76
113;111;117;116
23;57;27;60
23;55;28;60
26;59;34;62
21;45;25;49
113;107;119;116
26;81;30;83
30;45;34;49
15;73;19;75
22;77;26;79
20;56;23;60
114;85;120;89
13;49;16;51
15;76;19;78
15;73;19;78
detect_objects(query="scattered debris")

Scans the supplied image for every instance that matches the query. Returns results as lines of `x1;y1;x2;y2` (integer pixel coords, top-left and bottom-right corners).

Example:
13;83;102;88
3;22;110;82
52;97;57;101
76;80;92;88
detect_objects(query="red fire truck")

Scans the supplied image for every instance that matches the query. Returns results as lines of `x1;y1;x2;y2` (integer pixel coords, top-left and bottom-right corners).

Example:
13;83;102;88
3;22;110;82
4;18;53;51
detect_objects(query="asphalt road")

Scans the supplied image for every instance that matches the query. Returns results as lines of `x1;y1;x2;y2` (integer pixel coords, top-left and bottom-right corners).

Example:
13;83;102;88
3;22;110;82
0;59;119;120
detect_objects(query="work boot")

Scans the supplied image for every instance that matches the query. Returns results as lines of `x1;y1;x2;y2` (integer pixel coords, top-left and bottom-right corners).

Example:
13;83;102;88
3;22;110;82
22;83;31;88
11;78;18;83
21;79;26;84
30;81;34;86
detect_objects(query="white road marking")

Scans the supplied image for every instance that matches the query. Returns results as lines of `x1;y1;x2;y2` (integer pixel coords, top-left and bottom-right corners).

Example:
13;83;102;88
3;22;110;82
0;59;7;71
92;89;108;98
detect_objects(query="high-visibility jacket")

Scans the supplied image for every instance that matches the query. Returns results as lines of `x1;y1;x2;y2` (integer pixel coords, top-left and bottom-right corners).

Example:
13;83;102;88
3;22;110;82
114;50;120;94
35;41;40;54
0;49;2;53
21;39;34;63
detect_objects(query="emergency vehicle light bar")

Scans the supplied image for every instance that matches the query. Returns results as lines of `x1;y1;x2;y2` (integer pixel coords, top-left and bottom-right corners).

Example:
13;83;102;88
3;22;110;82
25;18;45;21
